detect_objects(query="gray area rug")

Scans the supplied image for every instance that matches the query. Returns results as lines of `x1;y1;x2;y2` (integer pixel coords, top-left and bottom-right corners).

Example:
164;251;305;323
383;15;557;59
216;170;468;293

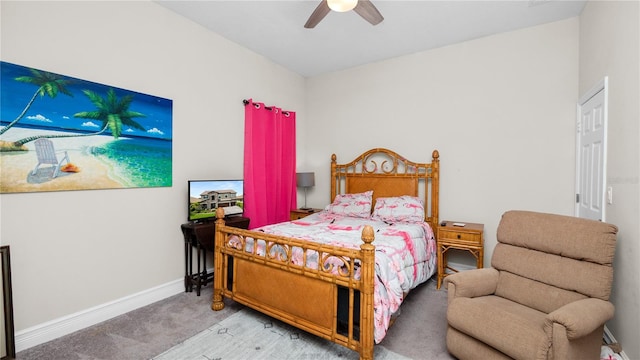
17;279;453;360
154;307;409;360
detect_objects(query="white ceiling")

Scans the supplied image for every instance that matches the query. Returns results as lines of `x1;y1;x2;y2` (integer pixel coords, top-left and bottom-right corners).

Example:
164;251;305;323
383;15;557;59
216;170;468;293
155;0;587;77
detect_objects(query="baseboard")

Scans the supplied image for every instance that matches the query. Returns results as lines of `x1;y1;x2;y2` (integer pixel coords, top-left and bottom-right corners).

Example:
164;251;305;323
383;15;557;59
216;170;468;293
15;278;184;352
604;325;631;360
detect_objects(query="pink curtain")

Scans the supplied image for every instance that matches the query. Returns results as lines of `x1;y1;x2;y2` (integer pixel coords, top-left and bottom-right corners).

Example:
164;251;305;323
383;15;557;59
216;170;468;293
243;99;297;229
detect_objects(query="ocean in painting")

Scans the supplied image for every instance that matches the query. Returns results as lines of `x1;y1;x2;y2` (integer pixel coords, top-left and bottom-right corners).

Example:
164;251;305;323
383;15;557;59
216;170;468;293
93;135;172;188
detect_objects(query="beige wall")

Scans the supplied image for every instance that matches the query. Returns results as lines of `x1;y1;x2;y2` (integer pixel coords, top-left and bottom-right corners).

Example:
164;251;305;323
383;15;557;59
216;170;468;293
0;0;305;336
305;17;580;269
579;1;640;359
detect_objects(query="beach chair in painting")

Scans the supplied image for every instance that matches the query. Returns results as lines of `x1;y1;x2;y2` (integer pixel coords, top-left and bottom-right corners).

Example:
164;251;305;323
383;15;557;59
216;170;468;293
32;138;71;178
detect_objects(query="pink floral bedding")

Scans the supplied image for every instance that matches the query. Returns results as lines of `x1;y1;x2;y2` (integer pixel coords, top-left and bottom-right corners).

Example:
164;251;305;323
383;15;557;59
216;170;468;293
227;210;436;343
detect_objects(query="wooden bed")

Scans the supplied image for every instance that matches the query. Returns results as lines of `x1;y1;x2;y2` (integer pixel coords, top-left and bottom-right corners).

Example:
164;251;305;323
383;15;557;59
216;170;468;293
211;148;440;360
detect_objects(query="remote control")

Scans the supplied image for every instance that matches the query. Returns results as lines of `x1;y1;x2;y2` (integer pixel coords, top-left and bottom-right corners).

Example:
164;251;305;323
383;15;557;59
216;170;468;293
453;222;466;227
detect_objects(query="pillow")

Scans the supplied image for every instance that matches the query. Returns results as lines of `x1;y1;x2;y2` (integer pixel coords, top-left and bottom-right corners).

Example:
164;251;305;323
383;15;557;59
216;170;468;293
372;195;425;223
324;190;373;218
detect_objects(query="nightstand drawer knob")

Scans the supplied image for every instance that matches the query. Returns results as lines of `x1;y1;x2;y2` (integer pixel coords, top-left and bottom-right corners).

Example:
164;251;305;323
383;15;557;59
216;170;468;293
457;234;461;239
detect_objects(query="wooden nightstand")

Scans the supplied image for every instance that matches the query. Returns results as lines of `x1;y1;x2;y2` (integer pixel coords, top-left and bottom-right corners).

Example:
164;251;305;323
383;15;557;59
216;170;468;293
290;208;323;220
436;221;484;289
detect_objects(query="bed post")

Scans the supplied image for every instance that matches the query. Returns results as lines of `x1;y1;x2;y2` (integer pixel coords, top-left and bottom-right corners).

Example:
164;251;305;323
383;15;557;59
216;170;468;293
431;150;440;229
360;225;375;360
211;207;226;311
330;153;338;202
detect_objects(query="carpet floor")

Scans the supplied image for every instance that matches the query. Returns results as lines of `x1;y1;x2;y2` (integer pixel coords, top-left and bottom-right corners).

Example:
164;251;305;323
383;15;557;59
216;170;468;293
16;278;453;360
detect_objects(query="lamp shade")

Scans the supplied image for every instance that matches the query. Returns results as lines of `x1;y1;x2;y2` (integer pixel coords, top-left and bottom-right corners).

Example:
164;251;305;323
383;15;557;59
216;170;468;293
296;172;315;188
328;0;358;12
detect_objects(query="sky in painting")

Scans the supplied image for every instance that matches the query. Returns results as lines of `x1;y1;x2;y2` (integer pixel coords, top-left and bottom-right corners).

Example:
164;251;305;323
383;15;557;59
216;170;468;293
0;61;172;140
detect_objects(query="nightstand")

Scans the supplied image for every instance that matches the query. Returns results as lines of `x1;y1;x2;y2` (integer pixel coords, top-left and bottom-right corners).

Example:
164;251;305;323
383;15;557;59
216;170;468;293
436;221;484;289
290;208;323;220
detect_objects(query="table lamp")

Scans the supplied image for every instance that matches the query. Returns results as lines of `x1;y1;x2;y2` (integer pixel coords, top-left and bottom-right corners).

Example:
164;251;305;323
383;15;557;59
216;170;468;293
296;172;315;210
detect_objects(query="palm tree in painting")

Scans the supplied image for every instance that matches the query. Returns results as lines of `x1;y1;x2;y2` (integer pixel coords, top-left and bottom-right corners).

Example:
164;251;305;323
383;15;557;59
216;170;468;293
0;68;73;136
73;88;147;139
10;88;146;147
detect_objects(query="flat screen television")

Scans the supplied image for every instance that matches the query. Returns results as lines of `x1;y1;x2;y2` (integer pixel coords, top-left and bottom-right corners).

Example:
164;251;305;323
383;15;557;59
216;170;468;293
188;179;244;223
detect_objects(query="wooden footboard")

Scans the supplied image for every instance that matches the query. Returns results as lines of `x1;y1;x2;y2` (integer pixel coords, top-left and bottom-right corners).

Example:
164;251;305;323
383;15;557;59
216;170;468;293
212;208;376;360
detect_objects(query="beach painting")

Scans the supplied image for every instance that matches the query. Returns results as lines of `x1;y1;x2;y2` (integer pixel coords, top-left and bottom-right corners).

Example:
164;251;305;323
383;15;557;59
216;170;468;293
0;61;172;194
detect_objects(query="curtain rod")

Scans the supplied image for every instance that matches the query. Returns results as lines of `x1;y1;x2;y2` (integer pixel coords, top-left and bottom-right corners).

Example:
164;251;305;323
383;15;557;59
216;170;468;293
243;99;290;116
243;99;271;110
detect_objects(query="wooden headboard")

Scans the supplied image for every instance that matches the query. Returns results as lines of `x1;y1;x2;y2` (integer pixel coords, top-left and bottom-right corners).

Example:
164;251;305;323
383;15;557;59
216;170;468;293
330;148;440;231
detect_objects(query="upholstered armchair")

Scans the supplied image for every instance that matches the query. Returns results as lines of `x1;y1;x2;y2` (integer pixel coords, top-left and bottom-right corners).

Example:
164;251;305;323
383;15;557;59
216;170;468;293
445;210;617;360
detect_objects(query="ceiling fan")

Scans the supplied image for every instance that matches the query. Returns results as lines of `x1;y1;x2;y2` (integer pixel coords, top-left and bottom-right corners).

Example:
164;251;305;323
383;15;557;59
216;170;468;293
304;0;384;29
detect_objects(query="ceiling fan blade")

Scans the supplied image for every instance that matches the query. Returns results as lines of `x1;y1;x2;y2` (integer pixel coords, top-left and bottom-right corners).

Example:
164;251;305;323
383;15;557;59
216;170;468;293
353;0;384;26
304;1;331;29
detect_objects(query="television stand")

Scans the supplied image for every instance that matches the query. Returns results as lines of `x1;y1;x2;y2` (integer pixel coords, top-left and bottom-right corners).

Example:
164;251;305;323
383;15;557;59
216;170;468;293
181;215;250;295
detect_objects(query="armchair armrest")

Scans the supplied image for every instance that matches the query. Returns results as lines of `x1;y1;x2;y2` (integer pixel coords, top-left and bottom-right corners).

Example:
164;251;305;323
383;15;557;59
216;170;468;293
444;268;499;304
545;298;615;340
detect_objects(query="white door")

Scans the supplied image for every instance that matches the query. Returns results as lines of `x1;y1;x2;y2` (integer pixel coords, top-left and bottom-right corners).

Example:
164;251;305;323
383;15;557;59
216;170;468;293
576;78;608;221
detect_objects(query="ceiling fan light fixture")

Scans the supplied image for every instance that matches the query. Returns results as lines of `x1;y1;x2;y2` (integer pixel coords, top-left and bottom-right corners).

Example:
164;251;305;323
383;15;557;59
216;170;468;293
327;0;358;12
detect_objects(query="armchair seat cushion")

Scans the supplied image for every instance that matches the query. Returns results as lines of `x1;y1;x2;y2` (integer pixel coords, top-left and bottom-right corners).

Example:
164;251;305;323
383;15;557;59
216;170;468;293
448;295;550;360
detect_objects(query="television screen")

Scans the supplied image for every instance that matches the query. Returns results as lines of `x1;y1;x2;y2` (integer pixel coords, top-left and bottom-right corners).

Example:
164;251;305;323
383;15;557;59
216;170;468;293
188;179;244;222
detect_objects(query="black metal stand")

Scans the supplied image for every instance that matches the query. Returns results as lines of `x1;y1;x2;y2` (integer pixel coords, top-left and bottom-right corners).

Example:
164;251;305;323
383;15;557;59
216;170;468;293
181;216;250;296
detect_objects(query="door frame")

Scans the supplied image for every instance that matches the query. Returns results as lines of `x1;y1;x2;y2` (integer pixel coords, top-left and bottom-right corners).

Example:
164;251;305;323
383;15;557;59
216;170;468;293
575;77;609;221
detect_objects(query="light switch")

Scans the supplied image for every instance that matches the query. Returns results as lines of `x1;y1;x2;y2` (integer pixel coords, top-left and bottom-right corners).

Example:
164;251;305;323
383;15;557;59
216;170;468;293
607;186;613;204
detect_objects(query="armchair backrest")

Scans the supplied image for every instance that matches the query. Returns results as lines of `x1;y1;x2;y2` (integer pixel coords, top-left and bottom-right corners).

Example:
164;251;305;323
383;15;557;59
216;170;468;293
491;210;617;314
